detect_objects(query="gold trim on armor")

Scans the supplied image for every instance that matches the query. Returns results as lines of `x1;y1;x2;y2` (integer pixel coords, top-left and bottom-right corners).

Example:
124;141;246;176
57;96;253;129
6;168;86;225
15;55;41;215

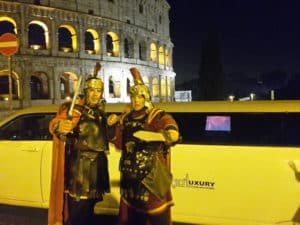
122;197;174;215
73;108;82;116
65;191;89;200
84;78;104;90
146;107;164;124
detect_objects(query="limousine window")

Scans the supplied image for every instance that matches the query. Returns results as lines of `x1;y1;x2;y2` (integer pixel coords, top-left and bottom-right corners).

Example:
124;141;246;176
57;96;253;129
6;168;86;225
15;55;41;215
0;113;55;140
205;115;231;131
172;112;300;147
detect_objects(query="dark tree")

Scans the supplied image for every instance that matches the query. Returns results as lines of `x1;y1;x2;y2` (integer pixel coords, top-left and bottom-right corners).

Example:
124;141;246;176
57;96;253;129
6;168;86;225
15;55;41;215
198;27;224;100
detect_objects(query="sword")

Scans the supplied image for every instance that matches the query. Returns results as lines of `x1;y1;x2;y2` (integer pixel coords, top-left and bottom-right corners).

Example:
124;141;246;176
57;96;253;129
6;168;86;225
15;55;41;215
68;76;83;119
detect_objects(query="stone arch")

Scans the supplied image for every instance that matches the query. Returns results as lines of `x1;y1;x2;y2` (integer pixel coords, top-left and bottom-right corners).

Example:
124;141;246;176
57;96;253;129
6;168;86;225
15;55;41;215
165;48;170;66
108;75;115;97
30;72;49;99
124;36;134;58
60;72;78;99
28;20;49;50
85;29;100;54
0;70;20;100
108;74;121;98
152;78;159;97
58;25;78;52
106;31;119;57
150;42;157;63
159;46;165;65
0;16;17;35
139;40;147;61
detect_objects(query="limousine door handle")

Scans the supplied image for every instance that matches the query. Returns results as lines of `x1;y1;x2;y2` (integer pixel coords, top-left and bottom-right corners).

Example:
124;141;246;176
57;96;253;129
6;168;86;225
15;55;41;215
21;147;39;152
288;160;300;173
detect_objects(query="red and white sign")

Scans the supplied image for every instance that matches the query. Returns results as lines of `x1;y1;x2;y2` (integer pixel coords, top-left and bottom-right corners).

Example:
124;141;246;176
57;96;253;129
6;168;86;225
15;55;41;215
0;33;19;56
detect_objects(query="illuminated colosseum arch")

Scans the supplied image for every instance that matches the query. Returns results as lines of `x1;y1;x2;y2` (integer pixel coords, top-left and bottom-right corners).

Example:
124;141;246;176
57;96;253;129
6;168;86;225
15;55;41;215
85;29;100;54
106;31;119;57
150;43;157;63
165;48;170;66
152;78;159;97
60;72;79;99
0;70;20;100
159;46;165;65
30;72;49;99
28;20;49;50
58;25;78;52
108;73;123;98
0;17;17;34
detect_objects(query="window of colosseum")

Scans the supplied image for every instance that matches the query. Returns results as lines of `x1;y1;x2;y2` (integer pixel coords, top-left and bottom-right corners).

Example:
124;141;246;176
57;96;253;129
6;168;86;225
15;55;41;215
28;21;48;50
60;73;77;99
85;32;94;54
159;46;165;65
150;43;157;63
34;0;40;5
114;81;121;98
30;76;42;99
85;29;100;54
30;72;49;99
58;25;77;52
0;17;17;35
139;41;146;61
124;38;134;58
152;78;159;97
165;48;170;66
106;32;119;57
109;76;115;97
139;4;144;14
0;71;18;100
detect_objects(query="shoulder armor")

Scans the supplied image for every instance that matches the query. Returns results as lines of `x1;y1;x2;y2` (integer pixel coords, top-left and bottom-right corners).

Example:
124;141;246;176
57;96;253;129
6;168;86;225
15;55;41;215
146;107;164;124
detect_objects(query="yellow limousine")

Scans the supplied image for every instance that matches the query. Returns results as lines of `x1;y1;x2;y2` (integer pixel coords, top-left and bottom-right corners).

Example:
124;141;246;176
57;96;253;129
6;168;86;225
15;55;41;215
0;100;300;225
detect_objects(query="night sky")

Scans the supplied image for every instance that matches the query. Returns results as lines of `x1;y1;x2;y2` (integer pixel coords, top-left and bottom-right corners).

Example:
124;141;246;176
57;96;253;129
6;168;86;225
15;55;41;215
168;0;300;85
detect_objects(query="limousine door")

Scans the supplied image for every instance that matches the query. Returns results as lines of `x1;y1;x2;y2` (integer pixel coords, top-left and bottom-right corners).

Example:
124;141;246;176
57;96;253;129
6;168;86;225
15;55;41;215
0;114;53;208
0;141;44;206
171;144;300;225
170;112;300;225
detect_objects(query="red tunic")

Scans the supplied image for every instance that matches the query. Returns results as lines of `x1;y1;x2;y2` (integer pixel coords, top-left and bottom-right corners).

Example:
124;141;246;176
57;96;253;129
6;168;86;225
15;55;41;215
111;107;179;225
47;101;82;225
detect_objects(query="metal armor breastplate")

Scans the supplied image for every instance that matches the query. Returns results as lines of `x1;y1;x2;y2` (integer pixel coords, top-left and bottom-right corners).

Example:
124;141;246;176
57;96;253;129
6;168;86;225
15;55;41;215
120;112;156;182
74;105;108;151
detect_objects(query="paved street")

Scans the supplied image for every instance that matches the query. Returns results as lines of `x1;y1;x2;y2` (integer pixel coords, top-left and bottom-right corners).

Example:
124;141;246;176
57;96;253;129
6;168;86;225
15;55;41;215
0;205;117;225
0;205;47;225
0;205;188;225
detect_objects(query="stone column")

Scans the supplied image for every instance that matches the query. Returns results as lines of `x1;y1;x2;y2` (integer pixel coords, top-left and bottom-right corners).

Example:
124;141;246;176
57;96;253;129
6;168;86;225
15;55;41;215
21;60;32;108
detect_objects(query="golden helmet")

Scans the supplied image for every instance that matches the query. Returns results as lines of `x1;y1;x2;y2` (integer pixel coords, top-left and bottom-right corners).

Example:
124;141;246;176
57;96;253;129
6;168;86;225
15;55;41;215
84;77;104;90
84;62;104;91
129;67;153;109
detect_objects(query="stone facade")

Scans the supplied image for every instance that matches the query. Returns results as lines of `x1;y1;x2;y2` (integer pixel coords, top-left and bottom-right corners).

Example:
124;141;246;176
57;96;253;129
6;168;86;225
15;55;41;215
0;0;175;109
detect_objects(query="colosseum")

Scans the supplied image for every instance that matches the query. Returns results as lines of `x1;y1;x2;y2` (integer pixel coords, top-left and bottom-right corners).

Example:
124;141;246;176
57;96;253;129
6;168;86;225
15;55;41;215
0;0;175;110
